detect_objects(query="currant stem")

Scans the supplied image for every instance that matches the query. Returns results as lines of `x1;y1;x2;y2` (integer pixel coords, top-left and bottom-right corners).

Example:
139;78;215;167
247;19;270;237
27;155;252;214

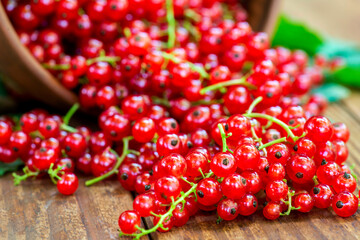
218;123;229;153
166;0;176;49
47;163;64;185
258;137;287;151
60;124;78;133
120;172;214;239
243;113;299;142
199;75;255;95
161;52;209;79
250;125;267;156
151;96;171;108
12;167;39;186
184;9;201;22
280;190;297;216
86;56;121;67
85;137;133;186
63;103;80;125
247;96;263;114
43;63;70;70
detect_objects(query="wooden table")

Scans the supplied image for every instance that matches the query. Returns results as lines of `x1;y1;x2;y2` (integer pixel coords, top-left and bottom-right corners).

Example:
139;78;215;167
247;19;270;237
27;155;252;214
1;94;360;240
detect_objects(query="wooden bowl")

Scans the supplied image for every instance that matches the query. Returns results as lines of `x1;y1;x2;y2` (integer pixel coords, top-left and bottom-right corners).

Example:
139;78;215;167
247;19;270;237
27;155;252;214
0;0;281;110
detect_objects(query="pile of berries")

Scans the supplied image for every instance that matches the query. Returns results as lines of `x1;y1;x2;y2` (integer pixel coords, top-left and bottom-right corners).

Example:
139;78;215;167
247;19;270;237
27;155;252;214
1;0;358;239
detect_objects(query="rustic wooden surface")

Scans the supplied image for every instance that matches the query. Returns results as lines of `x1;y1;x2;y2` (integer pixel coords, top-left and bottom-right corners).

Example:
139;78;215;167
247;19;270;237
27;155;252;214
1;95;360;240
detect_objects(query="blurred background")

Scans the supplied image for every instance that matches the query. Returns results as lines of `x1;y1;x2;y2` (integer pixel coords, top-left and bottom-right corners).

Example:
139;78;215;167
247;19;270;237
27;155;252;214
283;0;360;43
0;0;359;113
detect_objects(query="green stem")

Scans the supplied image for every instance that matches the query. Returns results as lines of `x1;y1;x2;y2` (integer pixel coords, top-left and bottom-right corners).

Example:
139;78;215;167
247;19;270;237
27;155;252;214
85;137;133;186
63;103;80;125
244;113;298;142
12;167;39;186
161;52;209;79
247;97;263;114
166;0;176;49
183;20;201;42
151;96;171;108
120;172;214;239
258;137;287;151
199;75;255;95
86;56;121;67
280;190;299;216
60;124;77;133
123;27;132;38
47;163;63;185
218;123;231;153
250;126;267;156
42;63;70;71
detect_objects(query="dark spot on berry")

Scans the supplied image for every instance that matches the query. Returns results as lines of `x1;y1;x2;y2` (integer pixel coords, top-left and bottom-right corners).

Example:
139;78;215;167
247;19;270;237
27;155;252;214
321;159;327;165
216;38;222;44
92;92;96;98
46;125;52;131
344;172;351;179
241;178;246;185
234;53;239;58
62;13;67;18
255;145;260;150
100;30;106;36
293;145;298;151
160;83;165;88
65;146;71;152
13;147;18;152
224;124;229;131
265;165;269;173
336;201;344;209
149;170;153;176
111;4;117;9
275;151;282;159
313;187;320;194
197;190;204;198
145;184;151;190
78;24;84;29
263;201;268;206
334;123;340;128
137;108;143;114
193;110;200;117
171;122;177;129
40;148;47;153
230;208;236;215
253;201;257;208
110;131;117;137
296;172;303;178
121;173;128;180
266;92;273;98
168;73;173;79
222;158;229;166
289;119;295;125
135;36;141;42
72;64;77;70
187;141;193;148
171;139;178;146
161;193;167;200
273;134;279;140
66;163;72;168
125;65;131;71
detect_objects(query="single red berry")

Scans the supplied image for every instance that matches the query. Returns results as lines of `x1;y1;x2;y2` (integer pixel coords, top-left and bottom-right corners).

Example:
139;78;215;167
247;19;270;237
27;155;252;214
217;198;239;221
210;152;237;177
196;178;222;206
118;210;141;234
311;184;334;209
221;173;247;199
57;173;78;195
294;193;314;213
304;116;334;145
332;192;358;217
263;201;281;220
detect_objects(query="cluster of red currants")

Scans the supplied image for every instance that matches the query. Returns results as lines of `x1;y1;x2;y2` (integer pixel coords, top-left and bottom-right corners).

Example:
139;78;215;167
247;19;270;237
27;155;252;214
1;0;357;239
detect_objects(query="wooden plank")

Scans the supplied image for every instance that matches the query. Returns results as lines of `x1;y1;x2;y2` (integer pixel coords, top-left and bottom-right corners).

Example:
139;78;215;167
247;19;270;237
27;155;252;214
144;101;360;240
0;175;138;240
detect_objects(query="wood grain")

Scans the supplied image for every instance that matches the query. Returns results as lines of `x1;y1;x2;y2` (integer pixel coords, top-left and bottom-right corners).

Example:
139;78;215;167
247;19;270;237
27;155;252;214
0;176;137;240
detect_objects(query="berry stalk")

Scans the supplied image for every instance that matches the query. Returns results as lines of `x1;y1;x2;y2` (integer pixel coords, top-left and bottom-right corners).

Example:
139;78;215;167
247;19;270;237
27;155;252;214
199;75;255;95
166;0;176;49
120;171;214;239
85;136;133;186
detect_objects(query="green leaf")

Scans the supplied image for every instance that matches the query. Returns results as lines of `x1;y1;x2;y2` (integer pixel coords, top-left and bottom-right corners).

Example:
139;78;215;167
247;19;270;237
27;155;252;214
0;160;24;177
311;83;350;103
271;15;324;56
